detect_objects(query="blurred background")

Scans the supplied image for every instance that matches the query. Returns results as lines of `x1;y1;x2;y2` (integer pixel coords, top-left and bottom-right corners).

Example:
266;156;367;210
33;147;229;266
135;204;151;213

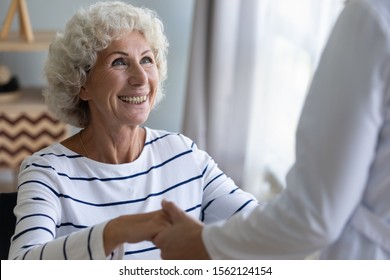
0;0;343;199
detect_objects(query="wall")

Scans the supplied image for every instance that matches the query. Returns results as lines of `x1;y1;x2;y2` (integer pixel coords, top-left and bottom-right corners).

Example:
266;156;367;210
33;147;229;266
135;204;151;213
0;0;194;133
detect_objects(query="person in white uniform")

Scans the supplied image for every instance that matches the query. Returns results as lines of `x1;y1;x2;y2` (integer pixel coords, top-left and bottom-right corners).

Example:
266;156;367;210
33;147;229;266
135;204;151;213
153;0;390;259
8;1;258;260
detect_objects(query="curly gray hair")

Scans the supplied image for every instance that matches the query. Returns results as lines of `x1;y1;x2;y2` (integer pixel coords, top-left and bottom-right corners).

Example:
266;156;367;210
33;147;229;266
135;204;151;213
43;1;169;128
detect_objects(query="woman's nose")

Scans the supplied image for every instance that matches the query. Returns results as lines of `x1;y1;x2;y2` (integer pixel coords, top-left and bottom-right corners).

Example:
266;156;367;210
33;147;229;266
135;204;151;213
128;64;148;86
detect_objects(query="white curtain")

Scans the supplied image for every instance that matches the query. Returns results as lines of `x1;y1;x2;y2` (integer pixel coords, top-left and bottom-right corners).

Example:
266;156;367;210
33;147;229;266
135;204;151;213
183;0;343;198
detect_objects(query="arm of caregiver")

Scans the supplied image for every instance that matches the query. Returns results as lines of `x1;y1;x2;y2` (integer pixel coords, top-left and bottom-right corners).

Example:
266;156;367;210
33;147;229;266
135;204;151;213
154;0;390;259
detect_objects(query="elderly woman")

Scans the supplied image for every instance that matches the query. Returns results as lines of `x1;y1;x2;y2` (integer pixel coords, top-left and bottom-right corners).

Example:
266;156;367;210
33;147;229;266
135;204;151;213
8;1;258;260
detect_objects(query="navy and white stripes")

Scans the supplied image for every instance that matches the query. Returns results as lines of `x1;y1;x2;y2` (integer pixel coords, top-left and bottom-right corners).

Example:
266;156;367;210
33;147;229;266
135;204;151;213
9;127;258;260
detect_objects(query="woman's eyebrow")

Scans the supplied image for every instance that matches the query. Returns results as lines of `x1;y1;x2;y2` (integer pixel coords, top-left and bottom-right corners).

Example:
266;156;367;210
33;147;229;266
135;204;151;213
104;49;153;59
105;51;129;59
141;49;153;55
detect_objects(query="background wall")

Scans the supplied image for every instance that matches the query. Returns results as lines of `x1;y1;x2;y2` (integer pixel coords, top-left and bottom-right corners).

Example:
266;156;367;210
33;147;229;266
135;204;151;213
0;0;195;133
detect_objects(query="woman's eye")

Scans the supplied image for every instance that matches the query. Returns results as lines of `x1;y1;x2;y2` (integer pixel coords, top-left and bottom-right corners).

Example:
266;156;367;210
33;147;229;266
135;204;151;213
140;57;153;64
112;58;126;67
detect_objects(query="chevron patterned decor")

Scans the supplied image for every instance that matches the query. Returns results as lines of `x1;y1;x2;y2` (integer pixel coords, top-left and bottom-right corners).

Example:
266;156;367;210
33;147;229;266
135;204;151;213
0;92;69;170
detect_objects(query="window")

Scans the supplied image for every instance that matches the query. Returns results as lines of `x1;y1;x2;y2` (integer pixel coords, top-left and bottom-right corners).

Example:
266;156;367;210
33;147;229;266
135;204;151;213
244;0;343;199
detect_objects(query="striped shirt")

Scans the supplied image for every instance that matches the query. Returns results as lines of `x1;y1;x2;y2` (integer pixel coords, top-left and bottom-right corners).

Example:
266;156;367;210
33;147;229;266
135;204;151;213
9;127;258;259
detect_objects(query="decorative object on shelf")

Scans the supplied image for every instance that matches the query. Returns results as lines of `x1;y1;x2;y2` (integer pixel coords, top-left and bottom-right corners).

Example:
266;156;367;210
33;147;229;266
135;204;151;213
0;65;11;83
0;1;68;175
0;0;34;43
0;0;54;51
0;65;20;102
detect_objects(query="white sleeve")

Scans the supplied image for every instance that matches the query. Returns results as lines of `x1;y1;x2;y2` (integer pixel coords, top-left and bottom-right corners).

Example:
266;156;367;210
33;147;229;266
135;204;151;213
202;0;390;259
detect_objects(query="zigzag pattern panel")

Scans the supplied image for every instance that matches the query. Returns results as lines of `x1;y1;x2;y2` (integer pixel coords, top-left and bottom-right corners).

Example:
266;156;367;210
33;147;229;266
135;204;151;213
0;111;69;169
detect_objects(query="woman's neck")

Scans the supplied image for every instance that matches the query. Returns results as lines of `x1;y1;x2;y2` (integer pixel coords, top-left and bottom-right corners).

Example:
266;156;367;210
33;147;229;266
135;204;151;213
79;125;146;164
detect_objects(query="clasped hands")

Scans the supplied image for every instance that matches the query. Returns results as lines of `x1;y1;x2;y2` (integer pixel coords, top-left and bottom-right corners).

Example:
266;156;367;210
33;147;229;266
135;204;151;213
151;200;211;259
103;200;210;259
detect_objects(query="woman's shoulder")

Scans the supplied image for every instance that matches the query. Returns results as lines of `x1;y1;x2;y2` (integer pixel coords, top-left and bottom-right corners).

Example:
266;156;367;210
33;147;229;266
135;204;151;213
20;142;81;168
145;127;195;148
30;142;79;158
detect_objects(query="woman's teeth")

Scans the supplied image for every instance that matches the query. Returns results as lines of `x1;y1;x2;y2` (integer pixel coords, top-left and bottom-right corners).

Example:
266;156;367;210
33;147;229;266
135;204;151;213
119;95;147;104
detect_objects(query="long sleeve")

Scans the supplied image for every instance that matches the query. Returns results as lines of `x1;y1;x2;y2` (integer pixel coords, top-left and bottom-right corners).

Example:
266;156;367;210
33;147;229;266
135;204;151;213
191;142;259;224
202;0;390;259
8;158;117;260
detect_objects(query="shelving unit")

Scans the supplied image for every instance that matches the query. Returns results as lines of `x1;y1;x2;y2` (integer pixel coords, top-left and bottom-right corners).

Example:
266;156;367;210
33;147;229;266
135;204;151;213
0;30;54;51
0;1;68;191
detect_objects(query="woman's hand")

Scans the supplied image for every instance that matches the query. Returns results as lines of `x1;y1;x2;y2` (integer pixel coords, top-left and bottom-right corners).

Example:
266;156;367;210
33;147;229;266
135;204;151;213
153;200;210;259
103;209;170;256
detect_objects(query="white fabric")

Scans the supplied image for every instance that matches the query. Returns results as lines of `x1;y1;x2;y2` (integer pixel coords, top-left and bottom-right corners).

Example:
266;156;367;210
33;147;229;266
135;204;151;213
350;205;390;252
9;127;258;260
202;0;390;259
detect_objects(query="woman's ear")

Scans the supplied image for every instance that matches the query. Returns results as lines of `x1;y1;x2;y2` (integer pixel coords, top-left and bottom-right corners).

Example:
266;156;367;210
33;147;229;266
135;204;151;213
79;86;89;101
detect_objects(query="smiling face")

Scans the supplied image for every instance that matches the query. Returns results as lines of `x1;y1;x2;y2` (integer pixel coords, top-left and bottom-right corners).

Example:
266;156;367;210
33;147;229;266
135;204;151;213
80;31;159;129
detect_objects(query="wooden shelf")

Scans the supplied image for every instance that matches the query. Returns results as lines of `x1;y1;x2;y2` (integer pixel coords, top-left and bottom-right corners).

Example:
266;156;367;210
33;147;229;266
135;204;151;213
0;88;44;109
0;31;55;52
